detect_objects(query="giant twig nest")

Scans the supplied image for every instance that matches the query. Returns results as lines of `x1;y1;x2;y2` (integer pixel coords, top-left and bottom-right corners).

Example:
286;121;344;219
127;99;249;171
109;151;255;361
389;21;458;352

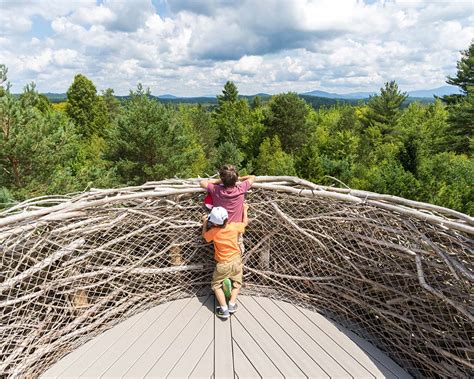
0;176;472;377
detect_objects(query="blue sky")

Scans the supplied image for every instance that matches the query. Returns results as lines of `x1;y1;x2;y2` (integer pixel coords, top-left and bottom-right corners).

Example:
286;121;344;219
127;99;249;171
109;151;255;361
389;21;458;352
0;0;473;96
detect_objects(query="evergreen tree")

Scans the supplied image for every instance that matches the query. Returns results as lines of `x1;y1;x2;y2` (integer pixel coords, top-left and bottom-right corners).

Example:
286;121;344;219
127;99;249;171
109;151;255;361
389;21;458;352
212;82;264;169
0;64;8;97
214;141;244;170
251;95;262;109
418;152;473;214
446;41;473;95
0;83;78;197
217;81;238;107
256;136;296;176
446;93;474;154
66;74;109;137
442;42;474;154
265;92;310;153
19;83;51;113
101;88;121;122
361;81;407;136
107;85;206;184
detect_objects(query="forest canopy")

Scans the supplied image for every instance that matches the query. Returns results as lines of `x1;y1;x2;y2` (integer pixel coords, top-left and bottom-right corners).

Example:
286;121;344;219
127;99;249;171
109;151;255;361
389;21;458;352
0;42;472;215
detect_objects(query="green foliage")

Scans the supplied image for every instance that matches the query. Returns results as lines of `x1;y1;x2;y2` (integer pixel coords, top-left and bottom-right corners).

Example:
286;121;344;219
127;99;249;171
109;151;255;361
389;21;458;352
214;142;244;170
213;99;251;146
0;187;14;208
107;85;206;184
0;84;80;199
361;81;407;139
446;41;474;95
183;104;218;170
442;41;474;155
418;153;473;214
101;88;121;123
212;82;266;170
265;92;310;153
2;65;472;216
445;92;474;154
0;64;8;97
255;136;296;176
66;74;109;137
359;159;421;199
251;95;262;109
217;81;238;107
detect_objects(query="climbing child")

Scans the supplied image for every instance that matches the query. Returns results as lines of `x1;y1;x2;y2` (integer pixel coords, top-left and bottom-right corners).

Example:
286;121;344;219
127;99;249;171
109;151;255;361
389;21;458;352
200;165;255;252
202;204;249;319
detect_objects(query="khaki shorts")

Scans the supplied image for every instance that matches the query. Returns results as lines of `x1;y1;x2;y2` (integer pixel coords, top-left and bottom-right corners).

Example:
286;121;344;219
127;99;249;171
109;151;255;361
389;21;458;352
211;256;243;291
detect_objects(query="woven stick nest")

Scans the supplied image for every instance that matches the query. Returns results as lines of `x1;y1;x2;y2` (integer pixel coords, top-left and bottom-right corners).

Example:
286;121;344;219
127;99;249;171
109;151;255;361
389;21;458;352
0;176;472;377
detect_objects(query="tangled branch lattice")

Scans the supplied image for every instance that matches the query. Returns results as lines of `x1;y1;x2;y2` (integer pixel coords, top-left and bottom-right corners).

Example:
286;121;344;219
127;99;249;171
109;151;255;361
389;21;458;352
0;176;472;377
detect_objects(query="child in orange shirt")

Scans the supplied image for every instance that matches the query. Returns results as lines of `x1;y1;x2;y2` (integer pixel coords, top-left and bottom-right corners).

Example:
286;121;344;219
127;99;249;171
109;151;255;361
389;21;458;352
202;204;249;319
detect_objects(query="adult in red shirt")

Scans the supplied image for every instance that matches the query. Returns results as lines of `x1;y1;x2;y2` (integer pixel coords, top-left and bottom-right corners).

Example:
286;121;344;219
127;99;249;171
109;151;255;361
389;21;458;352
199;165;256;223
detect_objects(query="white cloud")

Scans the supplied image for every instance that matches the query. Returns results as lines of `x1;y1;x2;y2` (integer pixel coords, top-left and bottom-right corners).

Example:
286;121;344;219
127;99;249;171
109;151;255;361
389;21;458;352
1;0;473;95
232;56;263;76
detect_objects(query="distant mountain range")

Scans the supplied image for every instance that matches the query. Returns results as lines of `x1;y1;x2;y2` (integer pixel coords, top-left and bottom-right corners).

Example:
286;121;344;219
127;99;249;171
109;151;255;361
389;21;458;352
40;85;460;104
301;86;460;99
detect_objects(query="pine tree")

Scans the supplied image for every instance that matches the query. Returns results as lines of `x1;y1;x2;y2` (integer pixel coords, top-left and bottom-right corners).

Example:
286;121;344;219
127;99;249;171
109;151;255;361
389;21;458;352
101;88;121;122
107;85;206;184
66;74;109;137
256;136;296;176
251;95;262;109
442;41;474;154
0;82;78;196
361;81;407;136
214;141;244;170
0;64;9;97
265;92;310;153
217;81;238;107
447;41;474;95
446;93;474;154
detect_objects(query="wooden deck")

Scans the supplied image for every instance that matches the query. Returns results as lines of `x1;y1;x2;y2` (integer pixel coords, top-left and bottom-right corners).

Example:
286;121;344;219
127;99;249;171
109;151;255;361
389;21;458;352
42;295;411;378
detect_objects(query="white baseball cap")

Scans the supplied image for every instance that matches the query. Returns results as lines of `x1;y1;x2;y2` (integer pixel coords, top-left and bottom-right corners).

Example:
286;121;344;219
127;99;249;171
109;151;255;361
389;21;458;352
208;206;228;225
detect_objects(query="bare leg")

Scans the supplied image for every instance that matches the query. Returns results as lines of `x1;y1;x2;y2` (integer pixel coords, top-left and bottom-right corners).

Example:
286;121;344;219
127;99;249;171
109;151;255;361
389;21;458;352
230;287;240;303
214;287;227;307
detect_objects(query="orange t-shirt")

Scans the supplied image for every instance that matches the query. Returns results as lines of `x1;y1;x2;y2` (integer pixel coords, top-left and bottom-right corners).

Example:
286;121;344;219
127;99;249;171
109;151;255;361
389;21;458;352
203;222;245;262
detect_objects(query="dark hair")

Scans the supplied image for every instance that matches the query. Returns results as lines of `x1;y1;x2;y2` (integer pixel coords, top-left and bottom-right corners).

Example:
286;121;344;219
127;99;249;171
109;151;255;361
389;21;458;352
219;165;238;187
206;218;228;231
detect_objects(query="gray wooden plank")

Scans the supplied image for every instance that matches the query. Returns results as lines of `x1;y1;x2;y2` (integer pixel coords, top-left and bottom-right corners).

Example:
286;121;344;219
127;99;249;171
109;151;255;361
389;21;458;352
278;299;396;379
145;296;213;377
101;297;193;378
166;312;214;378
336;327;412;379
214;302;234;379
269;297;375;378
77;299;179;377
297;305;411;379
242;296;335;378
232;338;262;379
233;298;306;378
231;317;283;378
42;307;153;378
43;296;412;379
189;339;214;378
123;297;206;377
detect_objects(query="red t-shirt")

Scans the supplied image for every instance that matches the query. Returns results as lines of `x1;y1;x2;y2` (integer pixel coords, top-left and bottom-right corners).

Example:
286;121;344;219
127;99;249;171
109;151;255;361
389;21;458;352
207;180;251;222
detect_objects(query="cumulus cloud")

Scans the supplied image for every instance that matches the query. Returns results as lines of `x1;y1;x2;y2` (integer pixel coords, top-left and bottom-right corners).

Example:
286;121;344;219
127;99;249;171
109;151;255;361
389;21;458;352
0;0;473;95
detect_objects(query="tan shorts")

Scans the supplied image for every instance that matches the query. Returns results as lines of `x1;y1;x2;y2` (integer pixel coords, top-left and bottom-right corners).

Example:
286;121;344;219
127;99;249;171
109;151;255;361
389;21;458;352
211;256;243;291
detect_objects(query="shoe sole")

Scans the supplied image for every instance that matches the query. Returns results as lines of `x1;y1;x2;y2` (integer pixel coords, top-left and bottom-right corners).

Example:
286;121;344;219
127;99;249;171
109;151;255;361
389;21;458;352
216;313;230;319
